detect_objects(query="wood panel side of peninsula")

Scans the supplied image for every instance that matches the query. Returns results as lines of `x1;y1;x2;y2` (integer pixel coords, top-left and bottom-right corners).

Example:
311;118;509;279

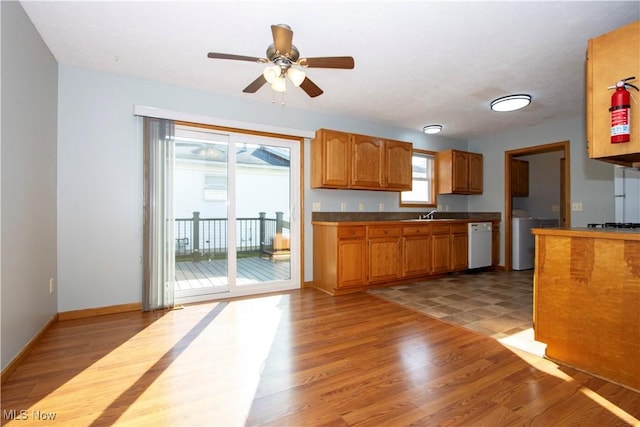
532;227;640;391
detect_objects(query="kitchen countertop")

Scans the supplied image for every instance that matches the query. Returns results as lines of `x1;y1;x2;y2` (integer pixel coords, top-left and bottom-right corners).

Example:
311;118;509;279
531;227;640;241
311;211;501;223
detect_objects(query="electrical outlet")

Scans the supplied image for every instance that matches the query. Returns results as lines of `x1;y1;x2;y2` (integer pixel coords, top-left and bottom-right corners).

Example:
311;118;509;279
379;203;384;211
312;202;321;211
551;205;560;212
340;202;346;212
49;278;54;294
359;203;364;211
571;202;583;211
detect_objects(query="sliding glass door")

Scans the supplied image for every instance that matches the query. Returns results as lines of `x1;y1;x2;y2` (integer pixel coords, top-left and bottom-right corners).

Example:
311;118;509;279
171;124;299;303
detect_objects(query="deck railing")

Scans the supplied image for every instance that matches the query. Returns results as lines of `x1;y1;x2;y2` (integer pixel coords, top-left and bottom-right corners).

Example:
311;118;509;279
175;211;289;260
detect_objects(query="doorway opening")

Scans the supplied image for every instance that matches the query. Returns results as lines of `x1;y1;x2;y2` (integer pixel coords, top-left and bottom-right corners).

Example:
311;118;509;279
504;141;571;271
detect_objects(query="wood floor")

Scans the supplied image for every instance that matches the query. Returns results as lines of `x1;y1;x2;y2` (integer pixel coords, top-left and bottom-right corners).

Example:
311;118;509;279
2;288;640;426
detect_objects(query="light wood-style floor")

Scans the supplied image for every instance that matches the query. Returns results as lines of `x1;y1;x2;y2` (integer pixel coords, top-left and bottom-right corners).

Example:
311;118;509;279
2;286;640;426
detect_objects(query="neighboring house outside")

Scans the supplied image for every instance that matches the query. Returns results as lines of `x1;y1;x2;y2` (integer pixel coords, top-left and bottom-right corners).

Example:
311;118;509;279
174;142;291;257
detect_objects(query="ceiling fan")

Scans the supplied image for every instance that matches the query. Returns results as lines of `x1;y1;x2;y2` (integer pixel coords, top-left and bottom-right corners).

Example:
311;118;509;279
207;24;355;98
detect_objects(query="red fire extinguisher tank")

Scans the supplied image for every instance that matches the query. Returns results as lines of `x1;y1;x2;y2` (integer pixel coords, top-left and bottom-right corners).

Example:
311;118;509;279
610;81;632;143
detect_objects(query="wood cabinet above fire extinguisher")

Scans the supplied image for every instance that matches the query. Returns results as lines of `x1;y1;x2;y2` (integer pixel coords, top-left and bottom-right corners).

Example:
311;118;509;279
586;20;640;167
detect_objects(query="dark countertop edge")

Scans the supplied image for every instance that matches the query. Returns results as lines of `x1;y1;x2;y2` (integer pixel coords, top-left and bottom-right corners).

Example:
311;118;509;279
531;227;640;241
311;211;501;223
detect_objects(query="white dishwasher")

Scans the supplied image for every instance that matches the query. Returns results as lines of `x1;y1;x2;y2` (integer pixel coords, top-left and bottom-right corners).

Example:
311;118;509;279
468;222;492;269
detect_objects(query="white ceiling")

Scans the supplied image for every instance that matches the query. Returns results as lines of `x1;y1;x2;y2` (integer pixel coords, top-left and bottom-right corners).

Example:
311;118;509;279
20;1;640;140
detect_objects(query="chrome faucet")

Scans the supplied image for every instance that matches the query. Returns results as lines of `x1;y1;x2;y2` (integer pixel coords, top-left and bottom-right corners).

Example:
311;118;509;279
419;210;437;220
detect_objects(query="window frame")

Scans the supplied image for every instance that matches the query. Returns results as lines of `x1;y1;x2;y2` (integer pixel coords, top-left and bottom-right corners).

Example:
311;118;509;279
399;148;437;208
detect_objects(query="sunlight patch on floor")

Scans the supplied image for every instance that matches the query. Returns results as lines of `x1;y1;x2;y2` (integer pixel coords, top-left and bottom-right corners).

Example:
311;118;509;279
498;327;546;357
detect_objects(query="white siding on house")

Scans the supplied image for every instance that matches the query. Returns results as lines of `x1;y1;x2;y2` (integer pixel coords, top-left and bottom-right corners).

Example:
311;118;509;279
174;161;290;221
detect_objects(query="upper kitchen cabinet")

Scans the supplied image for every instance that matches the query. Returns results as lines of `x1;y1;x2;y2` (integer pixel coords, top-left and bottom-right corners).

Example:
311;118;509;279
587;20;640;167
351;133;384;188
511;158;529;197
437;149;483;195
311;129;412;191
311;128;351;188
383;139;413;191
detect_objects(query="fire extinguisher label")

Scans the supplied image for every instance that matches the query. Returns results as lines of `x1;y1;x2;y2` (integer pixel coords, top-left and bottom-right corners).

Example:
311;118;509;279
610;107;630;137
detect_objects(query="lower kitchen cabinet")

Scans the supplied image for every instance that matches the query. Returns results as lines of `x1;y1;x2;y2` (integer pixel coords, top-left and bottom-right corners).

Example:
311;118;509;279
432;223;468;272
492;224;500;266
312;220;484;295
431;226;452;274
451;224;469;271
368;226;402;283
313;224;366;294
402;225;432;277
338;238;367;288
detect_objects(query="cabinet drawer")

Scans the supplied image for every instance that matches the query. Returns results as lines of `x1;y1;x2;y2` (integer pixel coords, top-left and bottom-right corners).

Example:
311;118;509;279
338;226;366;239
403;225;432;236
450;223;467;234
432;224;451;234
368;226;401;238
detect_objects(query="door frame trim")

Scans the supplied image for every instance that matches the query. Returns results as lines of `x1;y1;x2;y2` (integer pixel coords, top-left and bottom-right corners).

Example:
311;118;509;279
504;140;571;270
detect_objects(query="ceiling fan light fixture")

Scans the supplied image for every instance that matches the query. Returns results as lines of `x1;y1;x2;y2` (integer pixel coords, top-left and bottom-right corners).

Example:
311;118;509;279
490;94;531;112
287;67;306;87
423;124;443;134
263;65;281;84
271;77;287;93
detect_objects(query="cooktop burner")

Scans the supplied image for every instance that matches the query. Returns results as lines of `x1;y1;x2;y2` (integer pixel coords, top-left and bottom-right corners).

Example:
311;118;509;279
587;222;640;229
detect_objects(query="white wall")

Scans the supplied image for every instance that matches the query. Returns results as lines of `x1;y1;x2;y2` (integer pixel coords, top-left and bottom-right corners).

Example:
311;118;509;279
1;2;58;371
57;64;469;311
468;115;615;264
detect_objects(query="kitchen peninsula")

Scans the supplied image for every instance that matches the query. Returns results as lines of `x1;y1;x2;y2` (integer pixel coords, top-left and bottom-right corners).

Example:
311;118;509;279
532;227;640;391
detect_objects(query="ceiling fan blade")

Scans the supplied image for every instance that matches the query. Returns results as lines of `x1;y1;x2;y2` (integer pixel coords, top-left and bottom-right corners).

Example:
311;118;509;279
271;24;293;55
242;75;267;93
207;52;265;63
299;56;355;69
299;77;324;98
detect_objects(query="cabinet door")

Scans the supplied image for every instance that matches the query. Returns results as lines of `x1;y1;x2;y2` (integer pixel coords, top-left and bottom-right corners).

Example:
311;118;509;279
351;134;384;189
452;150;469;193
368;237;401;283
311;129;350;188
587;21;640;163
451;232;469;271
467;152;483;194
385;140;413;190
338;239;366;288
511;159;529;197
431;232;451;273
368;226;401;283
403;235;432;277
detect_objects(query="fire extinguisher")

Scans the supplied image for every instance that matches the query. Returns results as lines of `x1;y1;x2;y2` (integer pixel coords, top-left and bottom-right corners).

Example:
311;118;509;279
609;76;639;144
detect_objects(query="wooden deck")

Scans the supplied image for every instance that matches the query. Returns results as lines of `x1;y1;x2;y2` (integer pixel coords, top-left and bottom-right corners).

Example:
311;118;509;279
175;256;290;290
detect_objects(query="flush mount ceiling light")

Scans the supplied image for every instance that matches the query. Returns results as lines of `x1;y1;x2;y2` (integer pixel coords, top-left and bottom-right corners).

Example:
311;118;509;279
423;124;443;134
490;94;532;112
